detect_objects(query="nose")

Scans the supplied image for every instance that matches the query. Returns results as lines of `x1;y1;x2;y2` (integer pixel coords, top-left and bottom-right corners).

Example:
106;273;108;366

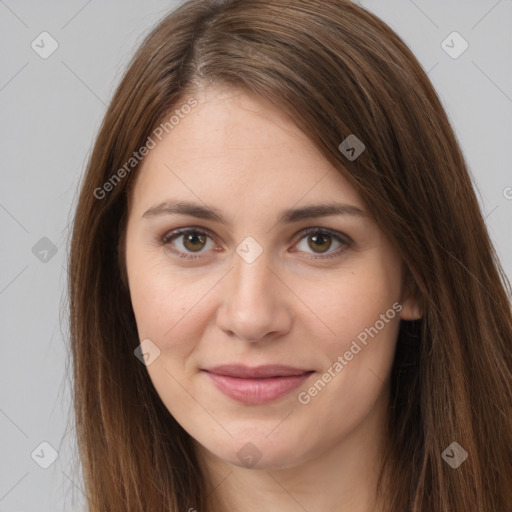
215;251;293;343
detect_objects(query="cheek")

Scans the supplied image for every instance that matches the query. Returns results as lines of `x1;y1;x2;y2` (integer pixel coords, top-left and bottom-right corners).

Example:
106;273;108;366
293;271;401;439
126;252;217;351
127;262;209;405
128;268;177;338
303;265;402;351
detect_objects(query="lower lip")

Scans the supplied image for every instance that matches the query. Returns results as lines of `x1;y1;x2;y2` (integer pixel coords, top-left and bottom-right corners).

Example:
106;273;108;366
203;370;314;405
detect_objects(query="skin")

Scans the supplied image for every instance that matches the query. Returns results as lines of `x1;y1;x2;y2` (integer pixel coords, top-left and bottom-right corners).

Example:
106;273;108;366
124;84;421;512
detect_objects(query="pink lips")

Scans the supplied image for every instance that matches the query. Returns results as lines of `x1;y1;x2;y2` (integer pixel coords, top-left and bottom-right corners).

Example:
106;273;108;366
202;364;315;405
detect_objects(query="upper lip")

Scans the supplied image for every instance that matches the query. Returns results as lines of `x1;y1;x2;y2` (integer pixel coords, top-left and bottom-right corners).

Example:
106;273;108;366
203;364;313;379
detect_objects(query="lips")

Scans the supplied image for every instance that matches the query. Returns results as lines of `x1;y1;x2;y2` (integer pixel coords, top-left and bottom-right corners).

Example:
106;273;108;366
204;364;312;378
202;364;315;405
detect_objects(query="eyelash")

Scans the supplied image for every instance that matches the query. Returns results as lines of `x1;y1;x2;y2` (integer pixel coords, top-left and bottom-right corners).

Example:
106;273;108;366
158;226;352;261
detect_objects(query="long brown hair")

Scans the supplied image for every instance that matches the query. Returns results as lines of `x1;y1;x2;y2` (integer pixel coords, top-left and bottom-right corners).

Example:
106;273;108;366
68;0;512;510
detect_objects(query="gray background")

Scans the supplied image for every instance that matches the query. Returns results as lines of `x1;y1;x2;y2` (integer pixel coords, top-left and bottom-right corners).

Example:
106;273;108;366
0;1;511;510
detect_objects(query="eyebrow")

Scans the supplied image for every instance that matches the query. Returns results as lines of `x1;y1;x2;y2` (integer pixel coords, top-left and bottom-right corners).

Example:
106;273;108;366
142;200;365;227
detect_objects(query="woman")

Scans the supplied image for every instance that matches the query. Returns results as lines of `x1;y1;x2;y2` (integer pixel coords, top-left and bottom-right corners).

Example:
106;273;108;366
68;0;512;510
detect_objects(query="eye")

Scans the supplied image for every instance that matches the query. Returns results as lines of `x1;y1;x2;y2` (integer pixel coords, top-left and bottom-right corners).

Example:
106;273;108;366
292;228;351;259
159;227;351;261
160;227;215;260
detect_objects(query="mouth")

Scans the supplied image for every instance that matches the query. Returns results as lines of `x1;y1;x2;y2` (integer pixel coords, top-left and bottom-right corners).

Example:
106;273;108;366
201;364;315;405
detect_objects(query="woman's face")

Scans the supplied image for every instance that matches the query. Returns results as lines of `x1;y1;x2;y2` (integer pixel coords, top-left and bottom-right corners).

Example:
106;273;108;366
124;85;420;471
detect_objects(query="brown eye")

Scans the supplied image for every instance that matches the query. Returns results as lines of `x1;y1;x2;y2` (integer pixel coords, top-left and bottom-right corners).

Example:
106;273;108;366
293;228;350;259
160;227;351;261
307;233;333;253
182;232;208;252
161;228;215;259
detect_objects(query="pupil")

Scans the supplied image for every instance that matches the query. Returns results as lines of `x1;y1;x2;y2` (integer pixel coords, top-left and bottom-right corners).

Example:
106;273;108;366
184;233;206;251
309;234;331;252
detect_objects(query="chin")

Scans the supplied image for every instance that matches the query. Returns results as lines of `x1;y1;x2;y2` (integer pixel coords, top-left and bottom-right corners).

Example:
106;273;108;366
210;435;309;471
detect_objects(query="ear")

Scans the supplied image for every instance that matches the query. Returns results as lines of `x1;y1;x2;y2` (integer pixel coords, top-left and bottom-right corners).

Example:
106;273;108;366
398;281;423;321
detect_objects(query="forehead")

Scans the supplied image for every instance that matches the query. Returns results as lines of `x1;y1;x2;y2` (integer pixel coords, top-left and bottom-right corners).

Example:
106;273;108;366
129;86;363;217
